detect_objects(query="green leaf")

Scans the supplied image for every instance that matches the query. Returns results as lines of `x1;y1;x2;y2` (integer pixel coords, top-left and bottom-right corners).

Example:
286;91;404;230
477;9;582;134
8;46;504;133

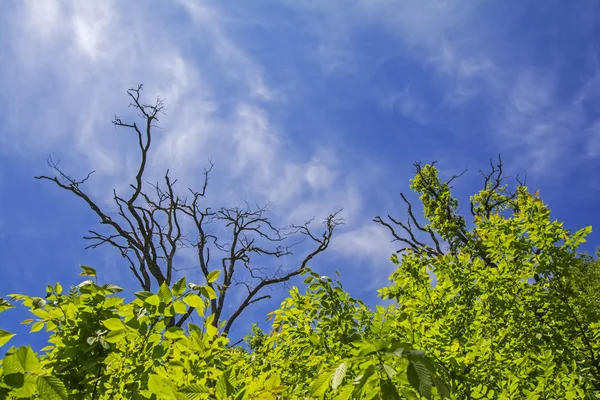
183;294;204;316
148;374;176;398
30;321;44;333
331;363;347;391
206;270;221;283
8;374;37;398
164;327;185;340
172;300;187;314
77;280;95;289
200;286;217;300
158;282;173;304
37;375;67;400
336;385;355;400
4;373;24;388
134;291;154;301
104;329;127;343
407;361;433;400
310;370;333;398
3;346;40;374
176;383;210;399
32;298;46;309
103;284;124;293
102;318;124;331
383;363;397;379
0;298;14;312
353;364;375;395
215;370;233;400
145;294;160;307
172;277;187;297
380;379;402;400
435;377;451;399
265;372;281;390
54;283;62;295
0;329;15;348
79;265;97;277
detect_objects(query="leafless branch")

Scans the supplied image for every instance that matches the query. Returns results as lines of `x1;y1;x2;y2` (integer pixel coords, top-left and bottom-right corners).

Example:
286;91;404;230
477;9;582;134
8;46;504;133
37;85;341;336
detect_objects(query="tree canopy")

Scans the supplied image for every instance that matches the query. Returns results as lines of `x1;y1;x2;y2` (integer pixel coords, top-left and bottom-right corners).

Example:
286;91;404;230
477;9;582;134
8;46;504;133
1;161;598;399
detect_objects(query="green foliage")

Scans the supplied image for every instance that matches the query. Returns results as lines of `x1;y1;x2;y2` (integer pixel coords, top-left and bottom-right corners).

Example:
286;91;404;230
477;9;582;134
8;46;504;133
0;269;443;399
379;163;600;398
0;162;598;399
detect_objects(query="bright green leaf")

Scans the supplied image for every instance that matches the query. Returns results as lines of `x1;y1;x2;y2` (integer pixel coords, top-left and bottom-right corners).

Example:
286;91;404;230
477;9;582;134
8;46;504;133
37;375;67;400
164;327;185;340
0;329;15;348
144;294;160;307
3;346;40;374
104;329;127;343
183;294;204;316
310;370;333;398
158;282;173;304
30;321;44;333
206;270;221;284
54;283;62;295
200;286;217;300
102;318;124;331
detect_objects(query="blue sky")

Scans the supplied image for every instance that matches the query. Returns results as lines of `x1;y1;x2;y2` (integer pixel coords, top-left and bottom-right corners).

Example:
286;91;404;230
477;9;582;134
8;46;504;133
1;0;600;348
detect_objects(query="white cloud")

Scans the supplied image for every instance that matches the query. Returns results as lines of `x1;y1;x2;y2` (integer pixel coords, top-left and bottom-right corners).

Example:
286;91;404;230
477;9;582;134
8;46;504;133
1;0;394;276
332;224;395;263
305;162;334;190
586;122;600;157
381;84;428;124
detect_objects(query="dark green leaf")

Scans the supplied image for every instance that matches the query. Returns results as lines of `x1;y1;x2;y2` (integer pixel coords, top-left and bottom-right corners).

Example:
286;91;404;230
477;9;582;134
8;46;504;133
407;361;432;400
103;284;124;293
0;298;14;313
380;379;402;400
79;265;97;277
3;373;24;388
172;277;187;297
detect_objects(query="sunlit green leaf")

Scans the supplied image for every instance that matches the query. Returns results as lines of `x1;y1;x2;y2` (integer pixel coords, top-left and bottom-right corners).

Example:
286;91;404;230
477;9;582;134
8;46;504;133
206;270;220;284
37;375;67;400
0;329;15;348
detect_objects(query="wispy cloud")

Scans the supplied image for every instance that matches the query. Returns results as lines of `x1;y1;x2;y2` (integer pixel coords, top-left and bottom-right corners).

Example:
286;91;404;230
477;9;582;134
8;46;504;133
3;0;599;307
0;0;386;275
289;1;598;174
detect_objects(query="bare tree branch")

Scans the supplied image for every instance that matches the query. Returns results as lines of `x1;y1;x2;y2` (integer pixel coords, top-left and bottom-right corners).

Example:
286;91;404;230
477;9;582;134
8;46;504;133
36;85;341;336
222;211;343;335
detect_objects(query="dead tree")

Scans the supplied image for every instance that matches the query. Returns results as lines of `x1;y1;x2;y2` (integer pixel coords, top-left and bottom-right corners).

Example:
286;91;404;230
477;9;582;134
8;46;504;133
36;85;342;334
374;156;522;260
